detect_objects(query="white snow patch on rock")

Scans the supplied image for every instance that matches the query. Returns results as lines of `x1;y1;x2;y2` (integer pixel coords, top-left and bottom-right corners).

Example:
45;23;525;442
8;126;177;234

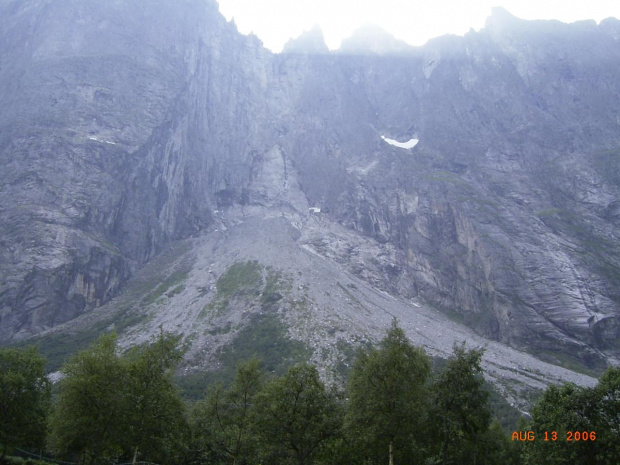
88;136;116;145
381;135;419;149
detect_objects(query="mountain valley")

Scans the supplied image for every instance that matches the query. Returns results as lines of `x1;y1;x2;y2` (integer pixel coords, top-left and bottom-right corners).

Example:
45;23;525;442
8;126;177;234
1;0;619;409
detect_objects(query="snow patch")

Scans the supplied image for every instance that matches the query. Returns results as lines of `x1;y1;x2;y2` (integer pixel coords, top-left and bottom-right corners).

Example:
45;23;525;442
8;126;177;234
381;135;419;149
88;136;116;145
309;207;321;214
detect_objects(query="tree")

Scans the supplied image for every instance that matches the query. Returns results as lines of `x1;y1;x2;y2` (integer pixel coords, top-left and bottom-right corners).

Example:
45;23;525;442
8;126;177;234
124;332;187;464
345;319;431;465
521;382;598;465
47;333;128;464
477;419;522;465
192;358;263;465
522;366;620;465
594;366;620;464
0;346;50;461
47;331;187;465
253;363;338;465
428;343;490;464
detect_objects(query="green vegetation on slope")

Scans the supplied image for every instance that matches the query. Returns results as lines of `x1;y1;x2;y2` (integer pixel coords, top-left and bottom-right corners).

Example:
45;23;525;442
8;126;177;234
143;271;188;306
178;311;311;400
6;324;620;465
216;261;262;298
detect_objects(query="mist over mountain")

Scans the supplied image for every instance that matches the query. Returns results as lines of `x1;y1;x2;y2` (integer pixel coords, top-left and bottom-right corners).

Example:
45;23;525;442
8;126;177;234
1;0;619;398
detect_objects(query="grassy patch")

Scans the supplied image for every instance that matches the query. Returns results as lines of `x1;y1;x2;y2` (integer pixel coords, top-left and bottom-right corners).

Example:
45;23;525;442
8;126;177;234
218;312;311;377
17;319;114;372
535;349;601;378
13;306;151;373
203;261;286;319
166;284;185;298
216;261;262;298
426;171;475;192
535;208;565;218
207;323;233;336
261;270;284;310
458;195;500;208
143;271;188;306
179;312;312;399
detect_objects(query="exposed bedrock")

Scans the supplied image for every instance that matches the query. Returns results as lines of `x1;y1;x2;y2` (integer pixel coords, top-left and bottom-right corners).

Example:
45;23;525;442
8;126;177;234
0;1;619;370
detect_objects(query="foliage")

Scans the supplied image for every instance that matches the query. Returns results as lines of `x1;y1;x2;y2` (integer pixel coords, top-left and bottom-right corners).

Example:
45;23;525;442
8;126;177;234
427;343;491;464
522;366;620;465
345;319;431;464
485;382;525;432
191;359;263;465
47;332;186;465
0;346;50;461
521;383;597;465
216;313;311;386
47;333;128;464
15;320;113;373
594;367;620;462
123;332;188;464
13;318;620;465
253;363;339;465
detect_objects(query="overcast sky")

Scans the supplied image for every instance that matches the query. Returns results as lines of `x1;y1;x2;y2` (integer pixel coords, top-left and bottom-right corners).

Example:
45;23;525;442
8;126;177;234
216;0;620;52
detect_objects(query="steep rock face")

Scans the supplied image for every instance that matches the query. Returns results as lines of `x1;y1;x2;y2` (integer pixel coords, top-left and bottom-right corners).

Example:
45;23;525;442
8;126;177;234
1;0;619;370
282;26;329;55
263;11;620;366
0;0;271;338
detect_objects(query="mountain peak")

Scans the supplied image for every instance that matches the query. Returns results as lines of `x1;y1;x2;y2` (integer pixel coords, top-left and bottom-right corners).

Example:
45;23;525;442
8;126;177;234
338;23;414;55
281;25;329;54
490;6;517;21
485;7;521;31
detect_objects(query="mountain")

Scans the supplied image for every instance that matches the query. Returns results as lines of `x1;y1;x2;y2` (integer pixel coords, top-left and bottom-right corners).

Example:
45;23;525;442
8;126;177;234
282;26;330;54
337;23;415;54
1;0;619;404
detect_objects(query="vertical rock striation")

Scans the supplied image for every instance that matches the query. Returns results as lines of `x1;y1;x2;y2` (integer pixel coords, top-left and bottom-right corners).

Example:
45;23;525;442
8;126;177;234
0;1;619;368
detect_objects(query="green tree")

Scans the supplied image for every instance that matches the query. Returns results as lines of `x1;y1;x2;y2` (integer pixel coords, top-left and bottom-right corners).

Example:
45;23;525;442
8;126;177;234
0;346;50;461
345;319;431;465
476;419;522;465
124;332;187;464
428;343;491;464
522;366;620;465
192;358;263;465
253;363;338;465
594;366;620;464
521;382;598;465
47;332;187;465
47;333;128;464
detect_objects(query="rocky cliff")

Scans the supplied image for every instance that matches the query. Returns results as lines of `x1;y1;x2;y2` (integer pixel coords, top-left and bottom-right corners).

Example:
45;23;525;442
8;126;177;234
1;0;619;375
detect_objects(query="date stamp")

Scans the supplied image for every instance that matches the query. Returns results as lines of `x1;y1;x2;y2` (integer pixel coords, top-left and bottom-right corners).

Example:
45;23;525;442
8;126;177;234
512;431;596;441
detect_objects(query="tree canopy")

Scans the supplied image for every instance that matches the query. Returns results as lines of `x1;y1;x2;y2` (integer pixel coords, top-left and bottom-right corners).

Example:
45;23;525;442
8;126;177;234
345;319;431;464
47;332;186;465
253;363;339;465
5;320;620;465
428;343;491;464
0;346;50;461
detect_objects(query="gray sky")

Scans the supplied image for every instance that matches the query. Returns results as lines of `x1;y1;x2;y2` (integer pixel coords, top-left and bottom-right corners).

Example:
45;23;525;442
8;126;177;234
216;0;620;52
